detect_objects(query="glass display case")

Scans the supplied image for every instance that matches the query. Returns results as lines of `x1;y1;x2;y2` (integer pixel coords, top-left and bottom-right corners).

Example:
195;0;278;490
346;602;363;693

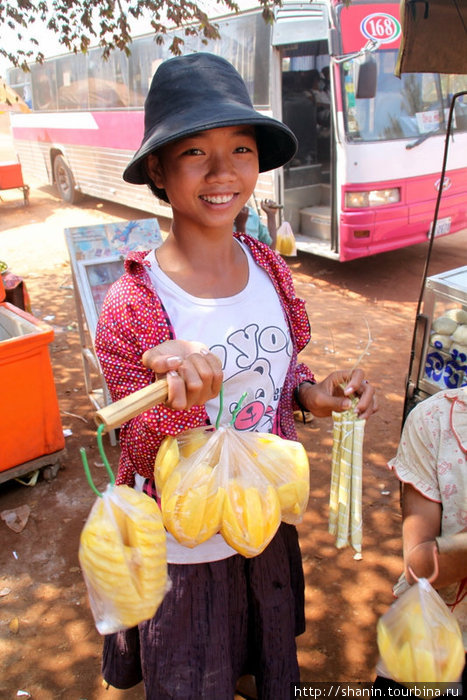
416;265;467;397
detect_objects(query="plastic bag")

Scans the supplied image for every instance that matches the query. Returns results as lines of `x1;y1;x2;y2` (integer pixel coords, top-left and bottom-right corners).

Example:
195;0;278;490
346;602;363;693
377;577;465;687
275;221;297;257
155;426;310;556
79;484;168;634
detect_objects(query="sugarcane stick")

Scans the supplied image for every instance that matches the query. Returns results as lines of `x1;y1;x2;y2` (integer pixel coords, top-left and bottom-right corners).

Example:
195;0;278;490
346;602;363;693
95;379;169;431
350;417;365;557
329;411;343;536
336;414;353;548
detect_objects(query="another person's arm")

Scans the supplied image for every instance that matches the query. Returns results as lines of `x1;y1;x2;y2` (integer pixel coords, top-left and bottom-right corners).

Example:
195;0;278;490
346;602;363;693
234;206;249;233
260;199;280;249
402;483;467;588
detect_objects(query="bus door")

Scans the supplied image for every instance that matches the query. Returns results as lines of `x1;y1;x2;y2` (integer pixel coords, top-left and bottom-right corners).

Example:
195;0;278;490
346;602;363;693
272;2;338;258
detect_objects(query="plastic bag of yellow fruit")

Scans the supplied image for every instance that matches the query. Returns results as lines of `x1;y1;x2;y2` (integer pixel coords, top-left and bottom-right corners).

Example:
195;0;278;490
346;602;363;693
79;484;168;635
377;577;465;689
155;423;309;556
275;221;297;257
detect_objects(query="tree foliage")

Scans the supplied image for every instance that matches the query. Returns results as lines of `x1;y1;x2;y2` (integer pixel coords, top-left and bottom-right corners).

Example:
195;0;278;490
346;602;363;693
1;0;279;71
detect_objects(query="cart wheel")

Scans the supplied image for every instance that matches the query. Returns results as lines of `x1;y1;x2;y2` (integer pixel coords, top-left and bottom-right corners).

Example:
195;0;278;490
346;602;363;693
53;155;81;204
43;463;60;482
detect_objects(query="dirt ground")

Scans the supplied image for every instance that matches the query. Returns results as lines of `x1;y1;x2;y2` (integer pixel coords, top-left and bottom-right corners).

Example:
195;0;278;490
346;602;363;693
1;118;466;699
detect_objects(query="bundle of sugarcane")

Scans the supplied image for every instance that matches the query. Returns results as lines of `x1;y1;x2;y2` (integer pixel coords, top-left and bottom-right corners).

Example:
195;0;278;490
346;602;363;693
328;398;366;559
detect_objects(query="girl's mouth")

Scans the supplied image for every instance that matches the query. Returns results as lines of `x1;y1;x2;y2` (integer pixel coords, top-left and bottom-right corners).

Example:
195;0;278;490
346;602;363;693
200;193;237;205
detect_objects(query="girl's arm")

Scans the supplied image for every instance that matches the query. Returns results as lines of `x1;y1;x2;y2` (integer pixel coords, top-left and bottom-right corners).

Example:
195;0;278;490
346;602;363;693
402;483;467;588
296;368;377;420
95;283;219;483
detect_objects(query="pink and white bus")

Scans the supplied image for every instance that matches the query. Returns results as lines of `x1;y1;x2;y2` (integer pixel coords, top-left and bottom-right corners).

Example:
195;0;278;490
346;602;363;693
7;0;467;261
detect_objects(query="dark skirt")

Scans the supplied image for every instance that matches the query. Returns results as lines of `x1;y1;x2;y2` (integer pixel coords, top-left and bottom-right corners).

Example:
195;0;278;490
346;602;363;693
102;523;305;700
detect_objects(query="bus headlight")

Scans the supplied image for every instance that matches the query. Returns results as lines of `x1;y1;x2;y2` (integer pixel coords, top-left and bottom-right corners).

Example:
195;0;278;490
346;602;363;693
345;188;400;208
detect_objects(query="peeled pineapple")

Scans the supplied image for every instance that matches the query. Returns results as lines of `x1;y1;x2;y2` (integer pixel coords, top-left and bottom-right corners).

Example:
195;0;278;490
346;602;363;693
154;435;180;492
154;428;212;492
221;479;281;557
79;485;167;634
161;460;225;547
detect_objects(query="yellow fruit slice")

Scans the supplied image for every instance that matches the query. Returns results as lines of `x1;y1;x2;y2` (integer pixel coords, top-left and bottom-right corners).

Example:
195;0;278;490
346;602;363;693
161;462;224;547
154;436;180;491
178;426;212;458
221;479;281;557
244;486;264;550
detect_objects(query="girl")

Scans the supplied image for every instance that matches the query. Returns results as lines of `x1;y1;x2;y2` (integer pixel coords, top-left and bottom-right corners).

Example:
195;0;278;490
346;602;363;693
95;52;377;700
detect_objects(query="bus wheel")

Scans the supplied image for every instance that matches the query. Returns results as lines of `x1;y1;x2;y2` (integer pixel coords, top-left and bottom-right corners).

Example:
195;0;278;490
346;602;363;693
53;155;81;204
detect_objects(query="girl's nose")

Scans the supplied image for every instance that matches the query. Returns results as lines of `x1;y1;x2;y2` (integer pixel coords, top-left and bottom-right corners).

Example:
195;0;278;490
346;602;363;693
205;152;235;182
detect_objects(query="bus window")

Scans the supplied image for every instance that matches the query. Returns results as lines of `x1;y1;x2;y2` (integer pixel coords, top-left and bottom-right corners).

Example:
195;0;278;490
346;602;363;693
88;49;130;108
31;64;57;111
342;50;467;142
57;54;89;110
7;68;32;108
441;74;467;130
127;37;164;106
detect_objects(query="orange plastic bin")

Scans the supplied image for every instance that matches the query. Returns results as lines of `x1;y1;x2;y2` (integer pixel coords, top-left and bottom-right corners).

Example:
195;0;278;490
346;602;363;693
0;279;65;473
0;162;30;206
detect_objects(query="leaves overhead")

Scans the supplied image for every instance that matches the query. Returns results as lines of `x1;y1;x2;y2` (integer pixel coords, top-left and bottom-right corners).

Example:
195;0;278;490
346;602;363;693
1;0;280;72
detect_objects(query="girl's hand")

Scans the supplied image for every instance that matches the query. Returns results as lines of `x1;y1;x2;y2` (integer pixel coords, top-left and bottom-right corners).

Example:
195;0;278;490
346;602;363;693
298;369;377;420
142;340;223;411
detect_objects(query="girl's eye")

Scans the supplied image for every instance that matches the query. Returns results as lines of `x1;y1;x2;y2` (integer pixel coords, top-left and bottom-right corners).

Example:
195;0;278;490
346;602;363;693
235;145;252;153
182;147;203;156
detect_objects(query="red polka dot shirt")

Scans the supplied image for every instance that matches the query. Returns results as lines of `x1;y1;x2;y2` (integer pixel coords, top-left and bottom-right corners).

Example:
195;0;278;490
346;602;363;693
95;233;315;486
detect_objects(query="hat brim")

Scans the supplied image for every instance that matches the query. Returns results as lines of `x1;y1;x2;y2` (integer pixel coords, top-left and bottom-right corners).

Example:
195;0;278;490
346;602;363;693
123;104;297;194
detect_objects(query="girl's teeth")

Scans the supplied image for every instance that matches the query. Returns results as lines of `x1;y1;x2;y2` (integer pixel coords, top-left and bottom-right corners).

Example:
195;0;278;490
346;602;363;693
203;194;232;204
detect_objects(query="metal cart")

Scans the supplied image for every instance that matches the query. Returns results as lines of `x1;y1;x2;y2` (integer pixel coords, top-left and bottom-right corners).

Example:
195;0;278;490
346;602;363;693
405;266;467;414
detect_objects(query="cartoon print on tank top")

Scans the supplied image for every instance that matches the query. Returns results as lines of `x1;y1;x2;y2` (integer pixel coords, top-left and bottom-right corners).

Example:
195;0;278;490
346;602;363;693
211;322;291;432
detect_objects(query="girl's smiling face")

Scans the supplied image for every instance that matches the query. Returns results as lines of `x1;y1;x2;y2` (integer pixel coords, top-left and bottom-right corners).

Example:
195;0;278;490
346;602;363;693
146;125;259;234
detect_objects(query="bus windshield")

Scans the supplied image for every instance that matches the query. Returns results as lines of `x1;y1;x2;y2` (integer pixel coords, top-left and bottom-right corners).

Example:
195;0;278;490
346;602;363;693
343;49;467;142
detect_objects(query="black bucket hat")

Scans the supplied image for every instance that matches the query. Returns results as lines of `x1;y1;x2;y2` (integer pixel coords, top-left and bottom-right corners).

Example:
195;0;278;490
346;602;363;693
123;52;297;201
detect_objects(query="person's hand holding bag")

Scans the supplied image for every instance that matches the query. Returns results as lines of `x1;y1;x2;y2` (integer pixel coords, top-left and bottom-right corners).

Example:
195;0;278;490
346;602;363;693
377;552;465;689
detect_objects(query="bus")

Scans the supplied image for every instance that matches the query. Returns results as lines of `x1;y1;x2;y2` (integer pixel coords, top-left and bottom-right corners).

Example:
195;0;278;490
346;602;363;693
7;0;467;261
